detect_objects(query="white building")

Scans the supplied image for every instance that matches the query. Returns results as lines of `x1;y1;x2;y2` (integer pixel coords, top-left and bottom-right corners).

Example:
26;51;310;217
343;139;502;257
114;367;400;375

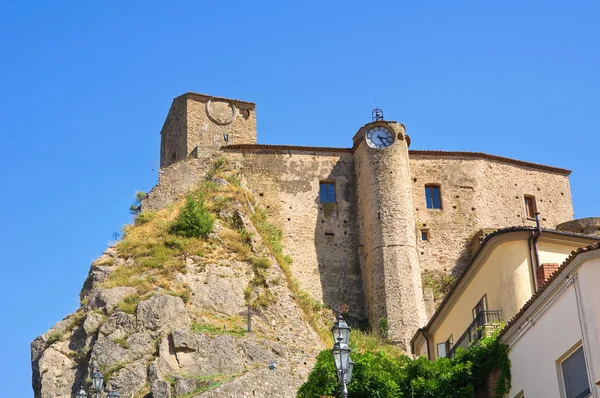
500;242;600;398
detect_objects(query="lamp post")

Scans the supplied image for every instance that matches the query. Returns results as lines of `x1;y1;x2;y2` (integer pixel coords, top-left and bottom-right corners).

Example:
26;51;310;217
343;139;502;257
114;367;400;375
76;370;120;398
331;315;352;398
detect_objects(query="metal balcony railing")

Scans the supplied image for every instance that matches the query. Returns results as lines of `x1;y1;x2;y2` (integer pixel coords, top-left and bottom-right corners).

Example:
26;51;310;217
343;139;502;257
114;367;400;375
447;310;502;358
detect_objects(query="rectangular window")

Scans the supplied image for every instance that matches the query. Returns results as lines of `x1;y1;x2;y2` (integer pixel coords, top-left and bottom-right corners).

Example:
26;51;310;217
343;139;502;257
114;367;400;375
524;195;537;219
436;342;447;358
319;182;336;203
436;336;453;358
421;229;430;241
425;185;442;209
561;346;591;398
472;295;487;319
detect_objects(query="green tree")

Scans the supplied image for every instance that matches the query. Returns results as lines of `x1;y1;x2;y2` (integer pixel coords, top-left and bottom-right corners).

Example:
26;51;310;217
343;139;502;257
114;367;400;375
170;194;214;238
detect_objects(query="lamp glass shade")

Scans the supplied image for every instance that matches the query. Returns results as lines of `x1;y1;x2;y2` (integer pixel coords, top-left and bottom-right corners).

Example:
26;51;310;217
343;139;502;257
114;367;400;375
332;341;351;372
76;386;88;398
346;359;354;384
92;370;104;391
339;344;351;372
330;316;351;346
332;342;342;370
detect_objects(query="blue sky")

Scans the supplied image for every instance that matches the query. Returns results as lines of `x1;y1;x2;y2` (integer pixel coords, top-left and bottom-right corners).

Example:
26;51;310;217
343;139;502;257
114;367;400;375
1;1;598;395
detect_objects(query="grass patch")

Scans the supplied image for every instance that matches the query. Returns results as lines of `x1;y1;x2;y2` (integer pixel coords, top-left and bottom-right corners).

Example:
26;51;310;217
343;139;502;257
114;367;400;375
191;319;247;337
47;329;64;345
116;293;142;314
134;210;156;226
69;346;91;364
99;361;131;383
66;311;86;332
112;337;130;349
170;371;247;397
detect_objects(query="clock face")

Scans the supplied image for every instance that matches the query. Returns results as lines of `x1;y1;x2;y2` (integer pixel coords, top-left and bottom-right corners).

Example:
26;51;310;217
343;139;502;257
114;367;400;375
366;126;394;149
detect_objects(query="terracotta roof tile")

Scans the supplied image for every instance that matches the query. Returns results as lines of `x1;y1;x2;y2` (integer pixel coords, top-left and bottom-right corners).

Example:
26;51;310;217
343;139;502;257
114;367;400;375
499;241;600;339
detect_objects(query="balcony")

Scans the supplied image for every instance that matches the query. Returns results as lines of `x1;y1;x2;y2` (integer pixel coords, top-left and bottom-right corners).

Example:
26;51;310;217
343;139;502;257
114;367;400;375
447;310;502;358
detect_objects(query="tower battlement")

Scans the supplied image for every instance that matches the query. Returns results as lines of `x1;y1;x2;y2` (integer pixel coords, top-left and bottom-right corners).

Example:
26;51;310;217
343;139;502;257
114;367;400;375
160;92;257;168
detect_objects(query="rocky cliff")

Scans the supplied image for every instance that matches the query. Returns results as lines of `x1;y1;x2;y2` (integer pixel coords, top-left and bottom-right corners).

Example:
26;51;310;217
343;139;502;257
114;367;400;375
31;160;326;398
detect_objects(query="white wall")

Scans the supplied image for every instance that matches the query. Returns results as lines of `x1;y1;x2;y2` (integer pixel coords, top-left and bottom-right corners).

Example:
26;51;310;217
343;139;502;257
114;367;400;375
508;284;584;398
576;257;600;394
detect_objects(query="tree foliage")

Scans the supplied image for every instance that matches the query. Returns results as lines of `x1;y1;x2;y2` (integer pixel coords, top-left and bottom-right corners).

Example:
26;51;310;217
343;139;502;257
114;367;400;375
298;334;510;398
170;193;214;238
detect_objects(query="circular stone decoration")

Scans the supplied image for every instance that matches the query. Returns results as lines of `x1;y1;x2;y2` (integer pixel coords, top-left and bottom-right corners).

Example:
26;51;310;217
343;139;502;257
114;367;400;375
206;100;238;125
365;125;395;149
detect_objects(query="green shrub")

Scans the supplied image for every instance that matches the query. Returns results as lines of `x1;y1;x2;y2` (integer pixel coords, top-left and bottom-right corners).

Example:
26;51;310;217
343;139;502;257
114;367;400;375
170;194;214;238
298;333;511;397
117;293;141;314
378;317;388;337
129;191;147;215
46;330;64;345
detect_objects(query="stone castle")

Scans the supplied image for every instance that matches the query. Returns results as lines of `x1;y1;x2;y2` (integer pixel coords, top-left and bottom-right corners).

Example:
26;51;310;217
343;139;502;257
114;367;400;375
144;92;575;350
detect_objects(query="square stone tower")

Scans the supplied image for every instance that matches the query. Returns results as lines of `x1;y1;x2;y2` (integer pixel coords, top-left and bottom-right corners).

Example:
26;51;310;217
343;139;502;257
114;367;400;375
160;92;257;168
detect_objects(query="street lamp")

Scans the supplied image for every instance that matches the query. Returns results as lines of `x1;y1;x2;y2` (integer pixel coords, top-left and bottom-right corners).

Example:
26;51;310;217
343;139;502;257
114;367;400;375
76;370;120;398
76;386;87;398
331;315;352;398
92;370;104;397
331;315;351;346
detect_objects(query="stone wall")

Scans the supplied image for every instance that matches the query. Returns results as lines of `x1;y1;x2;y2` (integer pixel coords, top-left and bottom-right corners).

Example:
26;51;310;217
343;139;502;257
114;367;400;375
222;146;367;319
410;154;574;274
159;96;187;168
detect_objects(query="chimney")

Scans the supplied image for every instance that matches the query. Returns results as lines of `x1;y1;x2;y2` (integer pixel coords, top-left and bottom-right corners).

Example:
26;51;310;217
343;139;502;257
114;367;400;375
536;263;559;286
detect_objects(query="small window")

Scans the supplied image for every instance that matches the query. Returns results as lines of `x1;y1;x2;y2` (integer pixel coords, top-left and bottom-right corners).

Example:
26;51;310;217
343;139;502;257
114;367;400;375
561;346;590;398
171;152;177;162
524;195;537;218
319;182;336;203
425;185;442;209
421;230;430;241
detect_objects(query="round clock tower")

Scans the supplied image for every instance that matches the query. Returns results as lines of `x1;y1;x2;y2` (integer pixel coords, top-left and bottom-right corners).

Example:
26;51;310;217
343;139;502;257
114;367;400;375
353;115;427;350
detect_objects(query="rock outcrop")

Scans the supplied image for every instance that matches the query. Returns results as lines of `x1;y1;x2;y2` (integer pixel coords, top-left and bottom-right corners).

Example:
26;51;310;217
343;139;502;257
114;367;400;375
31;166;324;398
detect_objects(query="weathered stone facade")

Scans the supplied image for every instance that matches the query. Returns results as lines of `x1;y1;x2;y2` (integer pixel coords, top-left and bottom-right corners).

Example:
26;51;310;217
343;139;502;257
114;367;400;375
148;92;576;350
